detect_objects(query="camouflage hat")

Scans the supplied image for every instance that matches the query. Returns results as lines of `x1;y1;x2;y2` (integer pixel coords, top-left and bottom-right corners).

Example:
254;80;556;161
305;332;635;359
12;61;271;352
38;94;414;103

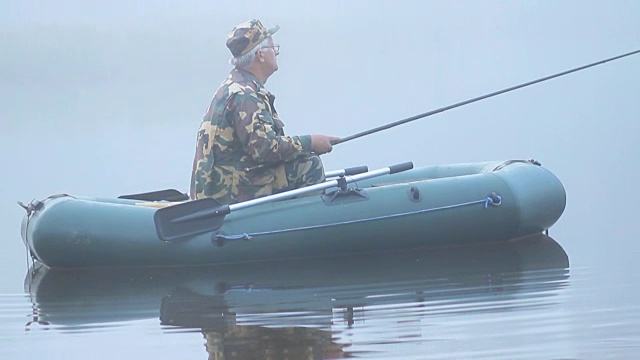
226;19;280;58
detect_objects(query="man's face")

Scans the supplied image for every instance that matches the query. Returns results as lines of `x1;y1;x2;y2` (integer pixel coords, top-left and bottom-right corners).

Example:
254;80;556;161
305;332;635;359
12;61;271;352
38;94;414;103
261;38;279;73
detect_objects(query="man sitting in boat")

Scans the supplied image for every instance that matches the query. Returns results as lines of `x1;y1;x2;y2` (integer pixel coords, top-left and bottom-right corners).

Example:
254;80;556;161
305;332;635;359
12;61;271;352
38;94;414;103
190;19;339;204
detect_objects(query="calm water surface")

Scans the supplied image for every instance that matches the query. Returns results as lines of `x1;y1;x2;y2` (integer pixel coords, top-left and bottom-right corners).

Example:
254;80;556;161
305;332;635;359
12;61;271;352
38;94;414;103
2;1;640;359
10;236;576;359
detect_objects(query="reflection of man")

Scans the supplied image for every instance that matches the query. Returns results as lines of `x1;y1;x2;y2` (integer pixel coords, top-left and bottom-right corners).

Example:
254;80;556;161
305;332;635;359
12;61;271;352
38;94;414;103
190;19;340;204
160;288;346;359
203;325;346;360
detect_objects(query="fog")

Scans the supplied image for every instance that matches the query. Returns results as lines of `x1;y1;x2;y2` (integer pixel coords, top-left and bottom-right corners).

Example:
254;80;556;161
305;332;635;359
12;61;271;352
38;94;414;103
1;1;639;292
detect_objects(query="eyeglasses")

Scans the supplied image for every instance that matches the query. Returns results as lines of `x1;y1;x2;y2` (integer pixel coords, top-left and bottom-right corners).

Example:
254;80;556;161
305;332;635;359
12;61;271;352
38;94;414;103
262;44;280;55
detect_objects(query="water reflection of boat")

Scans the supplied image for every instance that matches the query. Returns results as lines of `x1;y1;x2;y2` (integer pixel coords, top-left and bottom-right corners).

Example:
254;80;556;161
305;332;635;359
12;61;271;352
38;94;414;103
25;233;568;358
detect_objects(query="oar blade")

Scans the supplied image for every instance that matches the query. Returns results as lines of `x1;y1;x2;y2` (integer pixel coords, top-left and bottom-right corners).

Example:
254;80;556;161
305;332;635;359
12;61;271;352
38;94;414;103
154;198;228;241
119;189;189;202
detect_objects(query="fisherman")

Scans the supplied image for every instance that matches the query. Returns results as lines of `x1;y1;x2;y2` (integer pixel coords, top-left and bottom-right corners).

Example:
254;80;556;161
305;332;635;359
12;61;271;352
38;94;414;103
190;19;340;204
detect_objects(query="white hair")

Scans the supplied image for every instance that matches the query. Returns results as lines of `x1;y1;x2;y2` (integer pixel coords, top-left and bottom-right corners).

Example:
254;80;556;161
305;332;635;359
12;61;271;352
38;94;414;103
229;38;271;67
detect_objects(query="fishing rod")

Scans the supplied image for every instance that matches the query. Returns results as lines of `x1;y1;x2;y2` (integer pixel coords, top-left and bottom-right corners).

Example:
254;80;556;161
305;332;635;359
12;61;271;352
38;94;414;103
332;49;640;145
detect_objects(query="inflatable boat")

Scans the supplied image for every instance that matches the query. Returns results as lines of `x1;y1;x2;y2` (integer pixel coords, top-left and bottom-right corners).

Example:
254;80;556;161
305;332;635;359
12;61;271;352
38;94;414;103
19;159;566;268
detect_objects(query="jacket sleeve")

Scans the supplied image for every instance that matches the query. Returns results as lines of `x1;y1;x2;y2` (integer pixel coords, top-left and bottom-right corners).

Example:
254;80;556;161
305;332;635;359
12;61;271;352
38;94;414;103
229;92;312;163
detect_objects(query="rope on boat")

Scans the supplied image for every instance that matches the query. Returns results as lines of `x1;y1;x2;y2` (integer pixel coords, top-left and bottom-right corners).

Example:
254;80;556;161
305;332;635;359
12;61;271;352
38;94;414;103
23;213;36;289
485;192;502;208
19;194;74;269
491;158;541;172
214;192;503;244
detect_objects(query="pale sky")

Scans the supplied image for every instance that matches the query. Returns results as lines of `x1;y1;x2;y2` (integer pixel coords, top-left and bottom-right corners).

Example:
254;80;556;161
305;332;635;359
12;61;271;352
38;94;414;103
1;3;639;359
1;0;639;286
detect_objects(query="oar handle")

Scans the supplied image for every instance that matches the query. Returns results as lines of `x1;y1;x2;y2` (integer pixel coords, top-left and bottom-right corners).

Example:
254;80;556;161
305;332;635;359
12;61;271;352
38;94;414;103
389;162;414;174
343;165;369;176
325;165;369;178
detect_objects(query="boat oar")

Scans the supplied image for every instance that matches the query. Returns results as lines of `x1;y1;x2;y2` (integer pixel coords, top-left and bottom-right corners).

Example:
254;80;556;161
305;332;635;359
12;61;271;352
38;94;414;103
332;49;640;145
117;166;368;202
153;161;413;241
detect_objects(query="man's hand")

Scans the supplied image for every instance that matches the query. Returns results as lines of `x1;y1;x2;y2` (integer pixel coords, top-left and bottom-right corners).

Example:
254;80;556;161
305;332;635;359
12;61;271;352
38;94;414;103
310;134;341;154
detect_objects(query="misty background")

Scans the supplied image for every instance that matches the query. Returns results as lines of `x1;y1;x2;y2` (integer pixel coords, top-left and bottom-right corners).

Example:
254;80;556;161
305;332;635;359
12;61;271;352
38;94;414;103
1;1;640;358
1;0;639;300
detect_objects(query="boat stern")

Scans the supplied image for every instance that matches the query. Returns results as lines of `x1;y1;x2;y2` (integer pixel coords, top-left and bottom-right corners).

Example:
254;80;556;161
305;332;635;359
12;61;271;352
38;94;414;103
493;161;566;235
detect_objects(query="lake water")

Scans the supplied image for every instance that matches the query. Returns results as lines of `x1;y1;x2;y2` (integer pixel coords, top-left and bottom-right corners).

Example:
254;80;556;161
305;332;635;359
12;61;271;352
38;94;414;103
2;2;640;359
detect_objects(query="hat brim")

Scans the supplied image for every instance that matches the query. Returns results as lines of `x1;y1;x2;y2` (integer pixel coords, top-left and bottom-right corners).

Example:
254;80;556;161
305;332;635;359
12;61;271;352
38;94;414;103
268;25;280;36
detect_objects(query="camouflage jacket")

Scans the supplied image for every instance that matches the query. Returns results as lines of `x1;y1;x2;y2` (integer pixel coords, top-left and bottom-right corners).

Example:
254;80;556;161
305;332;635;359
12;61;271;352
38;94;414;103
190;68;312;204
